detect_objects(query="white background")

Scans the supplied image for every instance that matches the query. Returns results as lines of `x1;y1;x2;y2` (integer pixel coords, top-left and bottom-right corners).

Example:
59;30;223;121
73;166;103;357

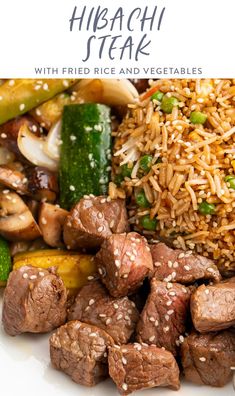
0;0;234;78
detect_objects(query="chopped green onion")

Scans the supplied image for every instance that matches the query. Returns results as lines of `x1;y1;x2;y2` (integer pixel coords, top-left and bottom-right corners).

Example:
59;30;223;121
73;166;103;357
135;190;150;208
139;215;157;230
161;95;179;114
139;155;153;173
198;201;215;215
121;164;133;178
190;111;207;125
225;175;235;190
114;174;123;186
151;90;164;102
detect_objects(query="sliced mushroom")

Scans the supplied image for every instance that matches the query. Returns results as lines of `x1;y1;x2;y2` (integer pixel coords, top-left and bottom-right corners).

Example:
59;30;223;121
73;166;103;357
0;191;41;241
0;165;28;194
26;166;58;202
0;116;40;160
39;203;68;247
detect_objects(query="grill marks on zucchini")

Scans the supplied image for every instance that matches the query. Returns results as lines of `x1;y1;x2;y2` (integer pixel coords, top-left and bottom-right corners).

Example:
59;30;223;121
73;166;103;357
59;104;112;210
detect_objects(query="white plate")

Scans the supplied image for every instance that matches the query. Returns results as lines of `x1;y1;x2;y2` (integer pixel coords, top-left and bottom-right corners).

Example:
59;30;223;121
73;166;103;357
0;290;234;396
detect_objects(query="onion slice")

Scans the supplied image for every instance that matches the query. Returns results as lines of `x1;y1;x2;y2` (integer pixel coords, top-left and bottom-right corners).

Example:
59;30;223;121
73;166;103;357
74;79;139;106
44;119;61;161
18;125;58;171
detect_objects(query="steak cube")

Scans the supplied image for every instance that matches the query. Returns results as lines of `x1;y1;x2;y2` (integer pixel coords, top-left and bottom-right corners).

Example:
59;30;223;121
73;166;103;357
108;343;180;395
181;331;235;387
190;278;235;332
50;320;114;386
2;266;67;336
63;196;129;250
136;278;191;355
68;280;139;344
150;242;221;284
95;232;153;297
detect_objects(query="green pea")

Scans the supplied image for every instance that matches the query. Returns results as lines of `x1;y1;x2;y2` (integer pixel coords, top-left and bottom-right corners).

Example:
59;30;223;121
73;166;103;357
198;201;215;215
139;155;153;173
225;175;235;190
190;111;207;125
151;90;164;102
135;190;150;208
139;215;157;231
161;95;179;114
121;164;133;178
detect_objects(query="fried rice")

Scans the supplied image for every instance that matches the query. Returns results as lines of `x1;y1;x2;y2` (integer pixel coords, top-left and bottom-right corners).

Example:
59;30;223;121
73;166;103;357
111;79;235;275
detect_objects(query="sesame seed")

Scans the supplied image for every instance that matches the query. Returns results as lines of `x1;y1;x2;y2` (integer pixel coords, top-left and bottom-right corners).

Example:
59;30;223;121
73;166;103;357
169;291;176;296
19;104;25;111
165;314;170;321
149;317;155;322
97;212;103;219
149;335;155;342
1;133;7;139
122;384;128;391
130;255;135;261
99;313;106;318
114;344;120;349
168;260;173;268
105;318;112;325
114;249;119;256
23;273;29;279
69;185;75;191
113;303;119;309
124;315;130;321
29;275;37;280
89;299;95;306
41;217;47;225
103;352;107;357
173;262;179;268
134;343;142;351
115;259;121;268
3;189;10;194
154;320;159;327
43;83;49;91
127;309;132;314
171;271;177;278
63;80;69;87
89;333;97;337
163;326;170;333
70;135;77;141
199;357;206;362
87;275;94;280
98;268;103;275
122;357;127;365
166;282;173;289
9;79;15;86
166;300;172;306
39;271;45;277
19;215;25;221
184;265;190;271
109;220;114;228
167;309;174;315
178;253;185;259
98;226;104;233
154;261;161;267
205;289;209;295
117;314;123;320
207;267;214;273
179;335;184;343
123;274;128;278
115;271;118;277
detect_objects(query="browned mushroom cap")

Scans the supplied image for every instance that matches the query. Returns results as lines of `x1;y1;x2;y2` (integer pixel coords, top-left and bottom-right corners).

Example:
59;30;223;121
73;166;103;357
0;165;28;194
26;166;58;202
39;203;68;248
0;191;41;241
0;116;40;160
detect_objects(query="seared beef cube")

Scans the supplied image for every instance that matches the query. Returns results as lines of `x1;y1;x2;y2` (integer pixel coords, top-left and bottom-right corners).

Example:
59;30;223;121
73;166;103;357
68;280;139;344
95;232;153;298
63;196;128;250
191;278;235;332
108;343;180;395
181;330;235;387
2;266;67;336
136;278;191;355
150;242;221;284
50;320;114;386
